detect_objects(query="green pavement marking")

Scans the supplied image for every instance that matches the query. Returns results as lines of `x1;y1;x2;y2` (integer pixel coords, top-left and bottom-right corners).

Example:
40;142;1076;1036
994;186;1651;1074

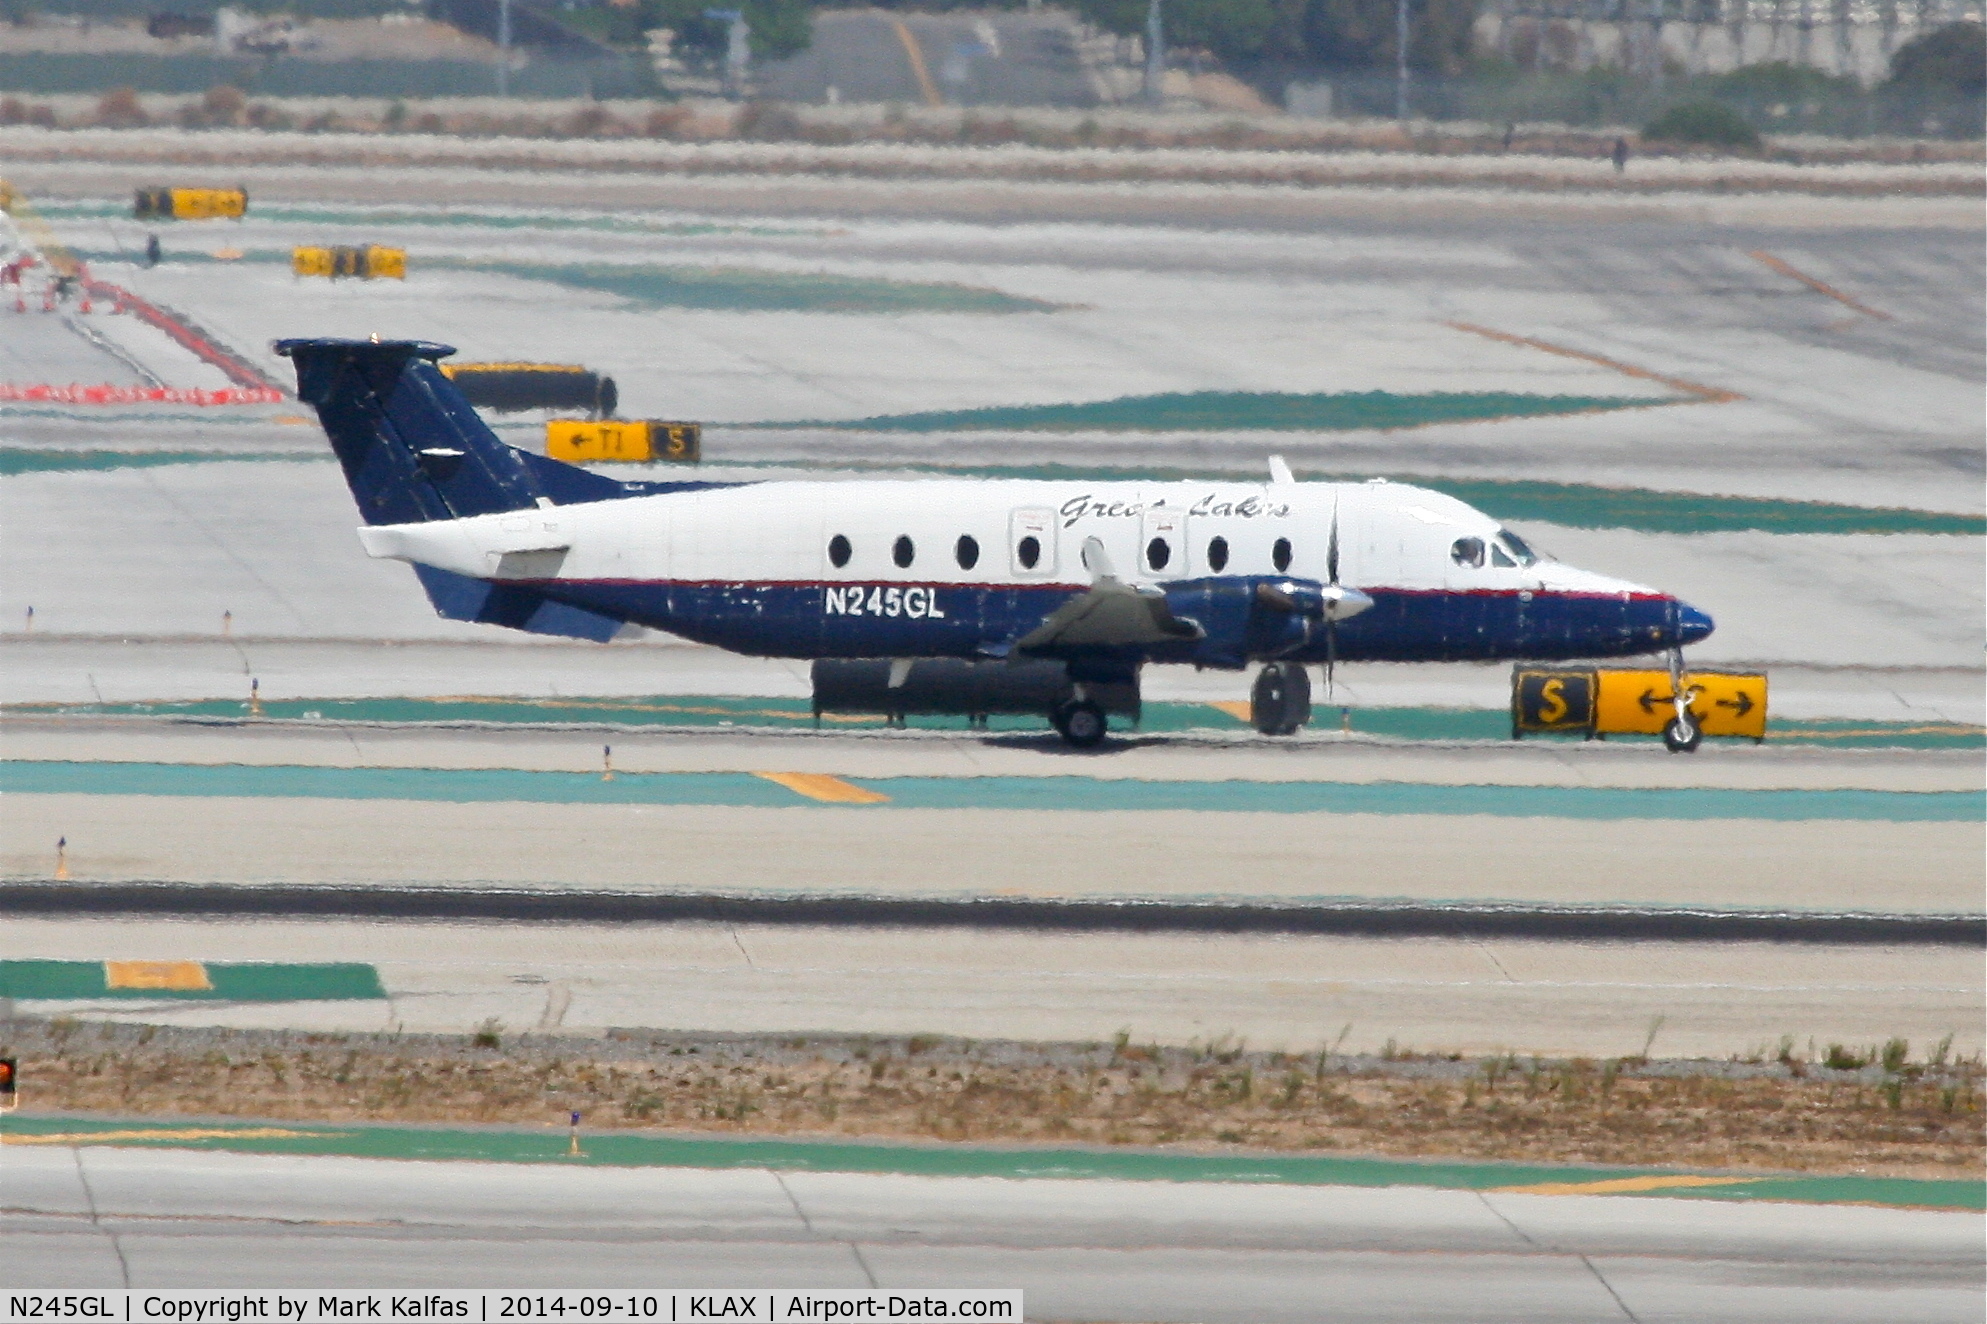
4;760;1977;822
12;696;1981;750
0;1116;1973;1210
0;449;313;476
784;390;1657;433
0;960;385;1001
62;249;1051;314
430;258;1057;315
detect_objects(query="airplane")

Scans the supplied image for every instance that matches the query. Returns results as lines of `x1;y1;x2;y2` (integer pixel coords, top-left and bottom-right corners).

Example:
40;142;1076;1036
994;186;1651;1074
276;337;1715;749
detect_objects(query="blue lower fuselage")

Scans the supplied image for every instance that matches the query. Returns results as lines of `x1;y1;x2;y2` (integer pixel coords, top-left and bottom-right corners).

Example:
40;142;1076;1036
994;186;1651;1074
528;578;1711;666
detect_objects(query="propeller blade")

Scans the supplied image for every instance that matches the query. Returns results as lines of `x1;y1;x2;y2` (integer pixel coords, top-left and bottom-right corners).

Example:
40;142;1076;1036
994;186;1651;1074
1327;498;1340;587
1324;617;1337;700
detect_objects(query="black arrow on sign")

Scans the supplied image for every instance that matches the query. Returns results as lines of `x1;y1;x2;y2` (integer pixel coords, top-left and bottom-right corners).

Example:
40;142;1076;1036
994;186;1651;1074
1717;692;1755;716
1637;688;1676;714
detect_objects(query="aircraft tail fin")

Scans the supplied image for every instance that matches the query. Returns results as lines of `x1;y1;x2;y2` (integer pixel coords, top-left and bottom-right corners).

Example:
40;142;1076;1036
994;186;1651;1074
275;337;625;526
276;337;637;642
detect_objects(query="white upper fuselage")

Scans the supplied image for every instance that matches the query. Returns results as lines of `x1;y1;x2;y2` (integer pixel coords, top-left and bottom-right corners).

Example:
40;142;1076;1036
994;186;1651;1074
358;476;1647;600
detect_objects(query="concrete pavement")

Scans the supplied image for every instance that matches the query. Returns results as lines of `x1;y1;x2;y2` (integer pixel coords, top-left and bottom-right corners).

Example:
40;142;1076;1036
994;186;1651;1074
3;1145;1980;1319
3;916;1980;1058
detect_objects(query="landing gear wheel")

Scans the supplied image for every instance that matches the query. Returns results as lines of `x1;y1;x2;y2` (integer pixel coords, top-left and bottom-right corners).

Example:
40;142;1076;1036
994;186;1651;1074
1053;699;1108;748
1251;663;1312;737
1662;714;1702;753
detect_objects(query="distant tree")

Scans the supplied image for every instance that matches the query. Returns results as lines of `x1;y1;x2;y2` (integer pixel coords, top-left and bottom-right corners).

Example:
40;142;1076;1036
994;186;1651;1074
1642;99;1762;149
1706;59;1861;103
1877;20;1984;137
1884;20;1985;95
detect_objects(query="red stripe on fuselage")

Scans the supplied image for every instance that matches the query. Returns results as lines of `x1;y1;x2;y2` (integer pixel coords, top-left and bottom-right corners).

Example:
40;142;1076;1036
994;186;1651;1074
482;578;1671;602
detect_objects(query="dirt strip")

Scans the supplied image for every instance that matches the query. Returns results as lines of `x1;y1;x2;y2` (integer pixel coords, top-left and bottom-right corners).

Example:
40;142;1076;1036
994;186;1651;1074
4;1018;1978;1180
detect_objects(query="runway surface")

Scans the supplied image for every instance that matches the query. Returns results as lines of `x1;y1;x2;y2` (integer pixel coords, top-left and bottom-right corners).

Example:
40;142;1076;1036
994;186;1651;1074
4;915;1981;1057
4;1144;1981;1320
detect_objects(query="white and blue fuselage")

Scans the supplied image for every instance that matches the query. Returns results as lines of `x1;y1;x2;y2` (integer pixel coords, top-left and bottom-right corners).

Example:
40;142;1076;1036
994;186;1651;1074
357;475;1707;667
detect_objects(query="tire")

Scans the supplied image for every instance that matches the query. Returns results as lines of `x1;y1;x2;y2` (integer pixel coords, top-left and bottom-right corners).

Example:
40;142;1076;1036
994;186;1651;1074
1055;699;1108;748
1662;714;1703;753
1251;663;1311;736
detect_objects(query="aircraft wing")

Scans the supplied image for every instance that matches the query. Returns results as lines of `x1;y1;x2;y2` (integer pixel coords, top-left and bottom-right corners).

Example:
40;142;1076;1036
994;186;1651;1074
1015;537;1203;653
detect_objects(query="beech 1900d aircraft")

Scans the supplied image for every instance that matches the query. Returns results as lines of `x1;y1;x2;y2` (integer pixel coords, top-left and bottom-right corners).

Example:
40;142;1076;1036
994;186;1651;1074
278;338;1715;748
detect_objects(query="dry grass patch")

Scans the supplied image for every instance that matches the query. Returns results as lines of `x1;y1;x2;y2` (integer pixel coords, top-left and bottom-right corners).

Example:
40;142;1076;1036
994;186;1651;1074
5;1019;1979;1180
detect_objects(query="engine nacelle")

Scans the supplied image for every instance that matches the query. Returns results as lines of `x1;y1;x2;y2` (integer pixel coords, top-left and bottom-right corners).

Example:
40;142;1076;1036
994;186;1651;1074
812;658;1140;723
1161;576;1362;668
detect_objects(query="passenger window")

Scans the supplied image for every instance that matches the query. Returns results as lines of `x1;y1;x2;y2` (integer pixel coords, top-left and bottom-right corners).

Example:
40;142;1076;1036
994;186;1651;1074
1017;535;1041;570
1272;537;1292;572
1491;543;1517;568
955;534;979;570
893;535;915;568
1146;537;1171;571
1450;537;1484;568
1206;535;1229;573
828;534;851;568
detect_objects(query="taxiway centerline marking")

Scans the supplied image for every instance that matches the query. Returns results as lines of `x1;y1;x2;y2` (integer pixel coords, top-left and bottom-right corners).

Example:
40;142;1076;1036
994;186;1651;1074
1747;250;1894;321
1443;321;1744;404
891;21;944;109
754;771;891;804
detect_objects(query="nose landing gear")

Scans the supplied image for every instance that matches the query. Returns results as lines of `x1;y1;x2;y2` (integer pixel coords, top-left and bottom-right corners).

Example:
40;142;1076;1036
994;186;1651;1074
1662;712;1703;753
1663;646;1703;754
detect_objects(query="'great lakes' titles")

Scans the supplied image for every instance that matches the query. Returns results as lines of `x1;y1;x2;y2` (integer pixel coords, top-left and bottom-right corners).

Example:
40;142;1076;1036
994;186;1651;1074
1058;493;1291;528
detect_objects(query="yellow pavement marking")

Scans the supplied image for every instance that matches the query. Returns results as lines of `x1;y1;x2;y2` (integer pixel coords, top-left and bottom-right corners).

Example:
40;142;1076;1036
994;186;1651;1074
754;771;891;804
1444;321;1744;404
4;1128;341;1145
1748;250;1893;321
891;20;944;108
1491;1174;1761;1196
105;960;212;991
1208;700;1254;723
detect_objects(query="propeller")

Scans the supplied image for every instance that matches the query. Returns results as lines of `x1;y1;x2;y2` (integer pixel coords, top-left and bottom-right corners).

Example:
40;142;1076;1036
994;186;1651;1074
1253;497;1373;687
1322;497;1341;698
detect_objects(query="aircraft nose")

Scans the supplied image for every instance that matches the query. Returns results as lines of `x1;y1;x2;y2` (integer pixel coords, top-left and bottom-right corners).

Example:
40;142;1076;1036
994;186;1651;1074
1676;600;1715;645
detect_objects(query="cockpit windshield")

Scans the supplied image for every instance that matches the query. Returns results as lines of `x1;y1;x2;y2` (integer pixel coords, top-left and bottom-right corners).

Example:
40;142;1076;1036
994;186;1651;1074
1496;528;1540;567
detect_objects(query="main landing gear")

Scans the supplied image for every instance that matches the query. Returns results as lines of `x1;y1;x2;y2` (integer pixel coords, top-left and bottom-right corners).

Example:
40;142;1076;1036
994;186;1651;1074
1051;697;1108;748
1251;662;1313;736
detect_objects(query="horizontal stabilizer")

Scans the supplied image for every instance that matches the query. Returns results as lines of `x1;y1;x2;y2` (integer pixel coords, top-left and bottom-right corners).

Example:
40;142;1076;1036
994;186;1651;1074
413;564;625;642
